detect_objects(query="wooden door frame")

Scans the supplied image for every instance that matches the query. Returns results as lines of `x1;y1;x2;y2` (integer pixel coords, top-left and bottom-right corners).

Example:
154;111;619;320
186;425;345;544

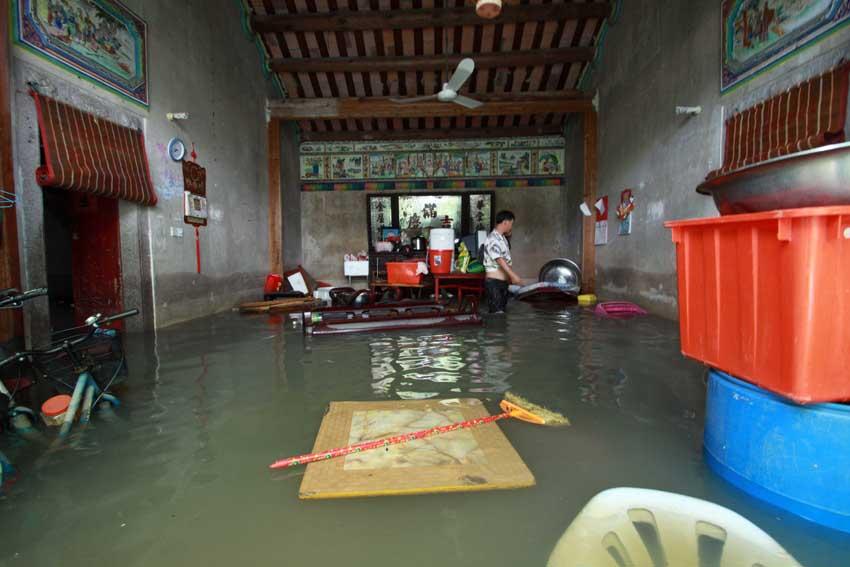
267;113;598;293
268;117;283;275
0;5;23;342
581;109;598;294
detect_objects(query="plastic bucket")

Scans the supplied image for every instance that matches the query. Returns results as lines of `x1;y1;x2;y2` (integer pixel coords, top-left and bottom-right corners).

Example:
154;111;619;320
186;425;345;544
705;370;850;534
429;228;455;249
264;273;284;295
428;249;453;274
41;394;71;427
387;262;423;285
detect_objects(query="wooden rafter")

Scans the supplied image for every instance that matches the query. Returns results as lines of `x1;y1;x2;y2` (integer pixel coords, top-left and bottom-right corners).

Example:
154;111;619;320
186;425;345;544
269;94;593;120
299;124;564;142
270;47;595;74
251;4;612;33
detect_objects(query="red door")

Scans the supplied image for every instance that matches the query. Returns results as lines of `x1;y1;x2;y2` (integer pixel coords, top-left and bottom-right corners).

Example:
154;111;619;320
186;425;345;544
68;194;123;326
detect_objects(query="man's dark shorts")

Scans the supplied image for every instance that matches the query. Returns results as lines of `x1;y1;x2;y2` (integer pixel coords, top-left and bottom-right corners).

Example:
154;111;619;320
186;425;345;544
485;278;509;313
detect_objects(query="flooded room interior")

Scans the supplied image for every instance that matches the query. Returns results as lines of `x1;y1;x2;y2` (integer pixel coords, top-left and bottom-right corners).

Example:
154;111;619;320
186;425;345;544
1;1;850;565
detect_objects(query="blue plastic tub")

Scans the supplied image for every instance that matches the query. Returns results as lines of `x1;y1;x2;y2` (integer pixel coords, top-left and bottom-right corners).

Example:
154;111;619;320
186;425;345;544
705;370;850;534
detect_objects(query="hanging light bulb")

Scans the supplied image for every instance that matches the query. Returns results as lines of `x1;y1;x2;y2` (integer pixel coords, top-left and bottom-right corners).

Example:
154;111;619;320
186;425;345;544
476;0;502;19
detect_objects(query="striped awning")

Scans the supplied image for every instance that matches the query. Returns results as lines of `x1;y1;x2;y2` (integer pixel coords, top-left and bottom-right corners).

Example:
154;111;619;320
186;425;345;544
31;92;158;206
707;61;850;180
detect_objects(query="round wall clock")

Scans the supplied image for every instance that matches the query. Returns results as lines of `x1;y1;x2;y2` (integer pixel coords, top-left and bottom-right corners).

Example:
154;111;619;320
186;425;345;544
168;137;186;162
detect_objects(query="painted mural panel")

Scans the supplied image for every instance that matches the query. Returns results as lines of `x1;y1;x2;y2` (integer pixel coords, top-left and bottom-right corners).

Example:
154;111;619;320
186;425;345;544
330;154;365;179
497;150;532;176
298;136;566;189
396;153;433;178
369;154;396;179
300;156;326;180
721;0;850;91
301;143;325;154
433;152;465;177
466;151;492;176
14;0;148;105
537;149;565;175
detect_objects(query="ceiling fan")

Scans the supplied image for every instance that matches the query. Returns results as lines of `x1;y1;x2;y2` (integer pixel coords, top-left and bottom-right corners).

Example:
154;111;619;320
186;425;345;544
390;58;483;109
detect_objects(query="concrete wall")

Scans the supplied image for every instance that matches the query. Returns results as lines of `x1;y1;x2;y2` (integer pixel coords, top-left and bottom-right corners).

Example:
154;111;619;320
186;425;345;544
571;0;850;318
300;186;577;285
11;0;272;339
496;186;577;280
301;192;367;284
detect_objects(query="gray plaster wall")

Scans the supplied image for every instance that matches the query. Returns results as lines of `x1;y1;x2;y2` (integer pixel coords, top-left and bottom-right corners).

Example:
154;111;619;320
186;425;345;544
573;0;850;318
300;187;576;285
301;192;368;284
495;186;576;279
11;0;272;340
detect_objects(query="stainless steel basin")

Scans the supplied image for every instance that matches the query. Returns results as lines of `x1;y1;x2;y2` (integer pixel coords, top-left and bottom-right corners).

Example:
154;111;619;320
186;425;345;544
696;142;850;214
538;258;582;294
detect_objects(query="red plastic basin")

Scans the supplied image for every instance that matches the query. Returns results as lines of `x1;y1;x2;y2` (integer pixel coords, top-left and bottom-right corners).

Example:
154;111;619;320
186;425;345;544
386;262;422;285
666;206;850;403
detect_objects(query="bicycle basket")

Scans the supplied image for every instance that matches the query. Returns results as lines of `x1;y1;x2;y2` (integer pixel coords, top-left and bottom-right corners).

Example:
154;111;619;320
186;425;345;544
39;327;127;393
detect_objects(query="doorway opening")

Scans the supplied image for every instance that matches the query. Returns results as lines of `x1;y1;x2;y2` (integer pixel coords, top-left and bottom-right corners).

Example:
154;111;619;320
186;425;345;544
42;189;124;333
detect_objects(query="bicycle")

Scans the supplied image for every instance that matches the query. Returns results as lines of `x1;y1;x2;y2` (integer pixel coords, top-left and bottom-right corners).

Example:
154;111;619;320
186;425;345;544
0;287;48;487
0;308;138;440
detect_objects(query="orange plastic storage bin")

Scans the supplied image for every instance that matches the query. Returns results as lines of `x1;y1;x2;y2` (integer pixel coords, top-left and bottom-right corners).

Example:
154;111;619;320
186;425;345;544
665;206;850;403
386;262;423;285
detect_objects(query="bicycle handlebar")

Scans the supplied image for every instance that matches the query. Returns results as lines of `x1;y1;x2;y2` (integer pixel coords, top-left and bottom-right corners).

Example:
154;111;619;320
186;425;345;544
0;307;138;369
98;308;139;325
0;287;48;308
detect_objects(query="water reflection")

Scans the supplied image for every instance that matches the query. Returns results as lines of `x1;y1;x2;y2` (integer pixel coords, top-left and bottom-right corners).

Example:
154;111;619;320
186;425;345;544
369;333;513;399
1;309;846;567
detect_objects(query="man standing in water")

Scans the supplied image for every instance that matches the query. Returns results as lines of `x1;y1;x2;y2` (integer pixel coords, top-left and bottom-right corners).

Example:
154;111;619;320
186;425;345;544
482;210;523;314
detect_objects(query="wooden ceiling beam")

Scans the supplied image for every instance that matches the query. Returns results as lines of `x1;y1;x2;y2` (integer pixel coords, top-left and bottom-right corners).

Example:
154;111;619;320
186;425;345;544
270;47;594;74
299;124;564;142
251;4;612;33
269;94;593;119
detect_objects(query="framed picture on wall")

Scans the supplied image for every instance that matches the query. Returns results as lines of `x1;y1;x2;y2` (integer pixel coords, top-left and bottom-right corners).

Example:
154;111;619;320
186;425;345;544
721;0;850;91
381;227;401;240
366;192;494;252
14;0;149;106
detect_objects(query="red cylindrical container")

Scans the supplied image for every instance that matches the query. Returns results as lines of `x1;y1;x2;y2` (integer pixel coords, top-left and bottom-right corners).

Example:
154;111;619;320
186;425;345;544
264;274;283;295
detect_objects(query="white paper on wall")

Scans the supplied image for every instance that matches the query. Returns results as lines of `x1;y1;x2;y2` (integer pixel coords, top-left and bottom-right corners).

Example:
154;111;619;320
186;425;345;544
595;220;608;245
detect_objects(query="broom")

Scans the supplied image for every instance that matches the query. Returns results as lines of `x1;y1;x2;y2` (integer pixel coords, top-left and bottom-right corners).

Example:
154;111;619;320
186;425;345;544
269;393;569;470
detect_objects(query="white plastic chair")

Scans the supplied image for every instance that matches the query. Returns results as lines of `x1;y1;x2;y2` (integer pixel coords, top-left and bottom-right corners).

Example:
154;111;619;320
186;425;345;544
547;488;800;567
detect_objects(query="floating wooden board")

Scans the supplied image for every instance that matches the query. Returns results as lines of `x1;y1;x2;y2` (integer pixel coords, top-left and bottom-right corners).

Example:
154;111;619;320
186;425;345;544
298;398;535;499
238;297;314;313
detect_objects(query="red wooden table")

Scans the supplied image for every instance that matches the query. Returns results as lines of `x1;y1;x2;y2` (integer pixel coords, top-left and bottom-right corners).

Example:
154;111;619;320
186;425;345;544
370;272;485;307
432;272;485;306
